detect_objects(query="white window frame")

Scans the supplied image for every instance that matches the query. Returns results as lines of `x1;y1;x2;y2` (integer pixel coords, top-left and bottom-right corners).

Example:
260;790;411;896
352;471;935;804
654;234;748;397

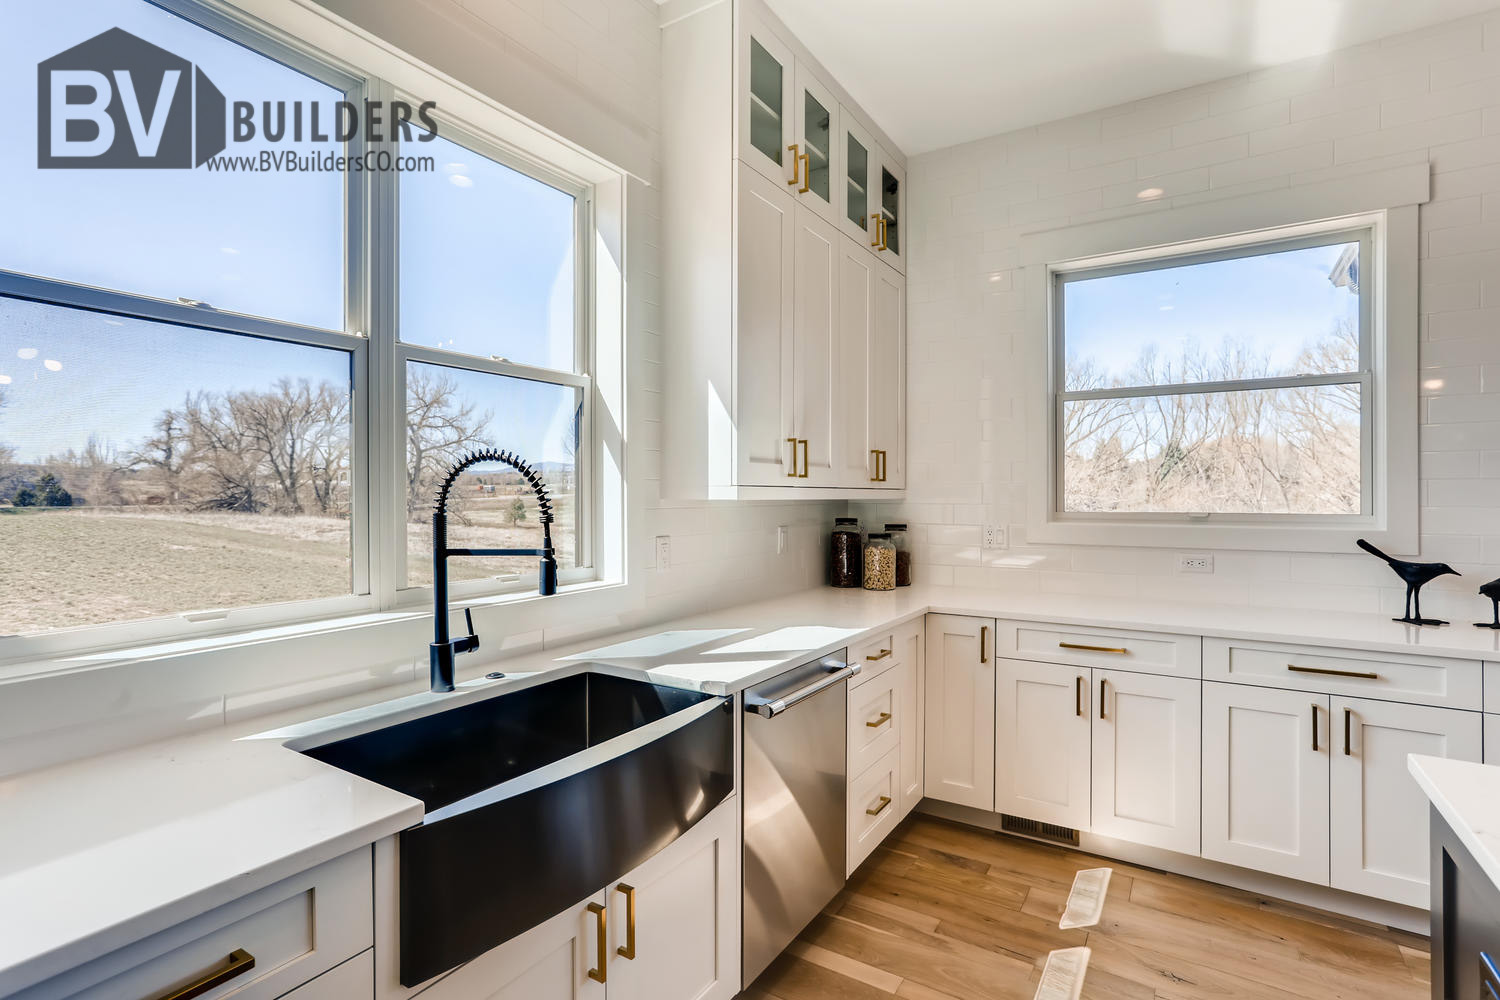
0;0;626;669
1020;166;1425;553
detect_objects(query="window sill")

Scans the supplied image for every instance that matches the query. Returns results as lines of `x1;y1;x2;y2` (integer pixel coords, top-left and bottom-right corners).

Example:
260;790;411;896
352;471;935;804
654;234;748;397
1026;516;1416;554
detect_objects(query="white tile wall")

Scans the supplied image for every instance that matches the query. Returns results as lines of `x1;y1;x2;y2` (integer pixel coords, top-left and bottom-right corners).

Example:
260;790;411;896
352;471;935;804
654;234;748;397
855;7;1500;623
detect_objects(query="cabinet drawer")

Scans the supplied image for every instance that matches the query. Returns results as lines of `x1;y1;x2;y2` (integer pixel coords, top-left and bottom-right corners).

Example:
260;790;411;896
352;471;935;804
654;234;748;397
998;620;1200;678
848;665;900;778
282;951;373;999
851;633;898;684
848;747;900;876
1204;638;1481;710
17;849;373;1000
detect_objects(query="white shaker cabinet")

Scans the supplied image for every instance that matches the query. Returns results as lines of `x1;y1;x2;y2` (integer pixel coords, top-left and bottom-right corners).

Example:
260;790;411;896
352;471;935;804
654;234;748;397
791;62;840;228
1202;683;1331;884
994;657;1091;831
1329;698;1481;907
790;202;840;486
415;894;607;1000
924;614;996;811
834;241;904;488
1090;669;1200;856
895;623;925;816
738;11;794;189
734;164;796;486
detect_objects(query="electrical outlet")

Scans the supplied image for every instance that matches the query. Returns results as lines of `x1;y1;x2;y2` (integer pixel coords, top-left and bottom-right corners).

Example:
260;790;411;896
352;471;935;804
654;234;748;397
655;535;671;572
1177;552;1214;574
777;525;788;555
983;525;1008;549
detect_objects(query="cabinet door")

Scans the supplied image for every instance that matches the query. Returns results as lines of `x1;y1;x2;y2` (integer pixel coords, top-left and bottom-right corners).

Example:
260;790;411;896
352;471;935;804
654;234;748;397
872;151;905;275
791;202;839;486
835;238;875;487
1091;669;1200;856
420;894;607;1000
284;951;373;999
1330;698;1482;907
738;12;795;188
1487;713;1500;763
792;62;839;227
609;800;739;1000
735;165;796;486
869;257;904;488
896;624;925;817
995;659;1091;830
838;111;880;248
923;615;996;810
1202;683;1330;884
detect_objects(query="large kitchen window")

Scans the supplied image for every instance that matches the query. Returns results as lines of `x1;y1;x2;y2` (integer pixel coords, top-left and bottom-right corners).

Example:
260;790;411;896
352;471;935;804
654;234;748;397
1054;228;1371;522
0;0;604;653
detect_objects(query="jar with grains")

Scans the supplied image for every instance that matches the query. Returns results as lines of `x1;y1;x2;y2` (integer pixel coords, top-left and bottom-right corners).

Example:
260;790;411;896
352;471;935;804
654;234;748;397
829;517;862;588
885;523;912;587
863;533;896;591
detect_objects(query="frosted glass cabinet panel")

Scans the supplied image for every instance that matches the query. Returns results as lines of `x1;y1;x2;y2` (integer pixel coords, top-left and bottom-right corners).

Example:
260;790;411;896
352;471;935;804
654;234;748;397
875;156;905;274
793;64;840;227
840;111;876;247
741;17;794;188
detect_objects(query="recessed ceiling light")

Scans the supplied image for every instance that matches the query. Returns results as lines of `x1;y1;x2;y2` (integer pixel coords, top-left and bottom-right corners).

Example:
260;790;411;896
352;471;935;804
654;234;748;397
1137;187;1164;200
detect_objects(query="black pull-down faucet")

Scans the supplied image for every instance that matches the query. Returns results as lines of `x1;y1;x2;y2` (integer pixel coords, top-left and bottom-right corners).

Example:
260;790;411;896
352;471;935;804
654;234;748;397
429;449;559;693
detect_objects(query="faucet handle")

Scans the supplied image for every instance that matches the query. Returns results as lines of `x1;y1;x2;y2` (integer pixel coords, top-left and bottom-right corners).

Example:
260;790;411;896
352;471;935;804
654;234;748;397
463;607;476;638
455;607;480;655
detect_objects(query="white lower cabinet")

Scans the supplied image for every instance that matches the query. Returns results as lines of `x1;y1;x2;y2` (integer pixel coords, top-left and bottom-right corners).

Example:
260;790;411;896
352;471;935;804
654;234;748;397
994;657;1090;830
1487;712;1500;763
923;614;996;811
848;747;901;873
287;952;375;999
418;800;739;1000
1090;669;1200;856
1329;697;1481;907
895;625;924;816
1202;683;1331;884
846;619;925;874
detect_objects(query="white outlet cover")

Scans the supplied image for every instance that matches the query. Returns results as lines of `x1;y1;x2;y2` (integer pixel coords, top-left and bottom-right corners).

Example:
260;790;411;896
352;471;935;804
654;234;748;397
983;524;1008;549
777;525;788;554
655;535;671;571
1176;552;1214;573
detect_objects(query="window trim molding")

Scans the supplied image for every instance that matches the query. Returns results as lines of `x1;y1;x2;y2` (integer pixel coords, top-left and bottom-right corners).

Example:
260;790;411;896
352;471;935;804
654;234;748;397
1019;163;1427;554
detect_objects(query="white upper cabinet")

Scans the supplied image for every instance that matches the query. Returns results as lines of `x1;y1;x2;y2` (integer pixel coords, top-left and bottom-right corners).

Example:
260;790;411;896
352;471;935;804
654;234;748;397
662;0;907;499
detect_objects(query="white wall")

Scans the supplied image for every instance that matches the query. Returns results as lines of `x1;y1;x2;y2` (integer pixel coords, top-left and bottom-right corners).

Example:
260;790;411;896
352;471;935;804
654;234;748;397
0;0;832;777
855;9;1500;623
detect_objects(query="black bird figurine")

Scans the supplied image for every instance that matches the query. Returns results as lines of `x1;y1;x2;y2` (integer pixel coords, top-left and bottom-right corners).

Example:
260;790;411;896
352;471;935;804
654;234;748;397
1478;578;1500;629
1356;538;1460;626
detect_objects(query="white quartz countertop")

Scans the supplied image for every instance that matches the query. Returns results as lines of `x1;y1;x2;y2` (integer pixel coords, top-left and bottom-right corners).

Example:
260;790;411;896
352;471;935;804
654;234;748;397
1410;754;1500;892
4;583;1499;994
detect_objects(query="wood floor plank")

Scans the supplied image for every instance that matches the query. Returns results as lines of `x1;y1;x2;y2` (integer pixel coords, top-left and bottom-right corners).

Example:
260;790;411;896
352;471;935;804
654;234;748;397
779;816;1427;1000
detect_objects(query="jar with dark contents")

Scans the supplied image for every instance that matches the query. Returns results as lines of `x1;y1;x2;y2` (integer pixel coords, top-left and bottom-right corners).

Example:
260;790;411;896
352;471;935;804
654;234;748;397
829;517;862;588
885;523;912;586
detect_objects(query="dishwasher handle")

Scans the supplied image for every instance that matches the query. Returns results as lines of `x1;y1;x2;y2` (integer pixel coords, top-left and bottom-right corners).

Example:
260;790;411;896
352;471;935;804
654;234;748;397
747;663;860;718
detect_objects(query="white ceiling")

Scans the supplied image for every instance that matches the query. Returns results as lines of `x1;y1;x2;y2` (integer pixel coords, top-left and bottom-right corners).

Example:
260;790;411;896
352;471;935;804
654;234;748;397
758;0;1497;155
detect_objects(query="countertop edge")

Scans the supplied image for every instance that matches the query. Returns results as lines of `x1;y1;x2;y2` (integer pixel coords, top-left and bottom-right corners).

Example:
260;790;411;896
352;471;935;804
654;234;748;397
1409;754;1500;896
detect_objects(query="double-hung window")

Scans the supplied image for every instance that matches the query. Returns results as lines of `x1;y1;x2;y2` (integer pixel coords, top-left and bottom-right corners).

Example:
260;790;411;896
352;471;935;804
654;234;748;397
0;0;601;653
1054;228;1371;523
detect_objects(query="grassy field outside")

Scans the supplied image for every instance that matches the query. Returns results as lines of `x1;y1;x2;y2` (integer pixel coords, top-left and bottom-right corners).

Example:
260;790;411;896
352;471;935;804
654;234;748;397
0;487;576;635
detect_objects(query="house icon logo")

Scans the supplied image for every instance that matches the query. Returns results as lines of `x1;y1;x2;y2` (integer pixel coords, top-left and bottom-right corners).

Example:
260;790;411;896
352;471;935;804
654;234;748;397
37;27;226;169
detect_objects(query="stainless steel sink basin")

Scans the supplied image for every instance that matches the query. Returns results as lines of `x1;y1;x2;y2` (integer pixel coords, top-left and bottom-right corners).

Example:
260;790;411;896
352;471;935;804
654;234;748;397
299;670;733;985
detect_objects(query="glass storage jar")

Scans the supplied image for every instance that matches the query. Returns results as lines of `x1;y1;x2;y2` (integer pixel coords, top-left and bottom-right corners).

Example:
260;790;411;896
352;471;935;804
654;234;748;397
829;516;862;588
863;533;897;591
885;523;912;587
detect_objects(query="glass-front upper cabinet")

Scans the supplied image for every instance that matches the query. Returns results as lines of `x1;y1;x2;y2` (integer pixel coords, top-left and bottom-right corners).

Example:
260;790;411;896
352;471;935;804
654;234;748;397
793;64;840;226
875;153;905;274
840;109;876;247
740;15;795;189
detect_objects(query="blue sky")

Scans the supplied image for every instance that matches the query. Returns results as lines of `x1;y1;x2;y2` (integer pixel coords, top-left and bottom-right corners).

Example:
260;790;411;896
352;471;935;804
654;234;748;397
0;0;577;467
1064;242;1359;386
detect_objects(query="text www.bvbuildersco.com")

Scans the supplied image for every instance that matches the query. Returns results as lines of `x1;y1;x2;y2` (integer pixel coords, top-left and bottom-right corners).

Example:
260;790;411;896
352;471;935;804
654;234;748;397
204;150;436;172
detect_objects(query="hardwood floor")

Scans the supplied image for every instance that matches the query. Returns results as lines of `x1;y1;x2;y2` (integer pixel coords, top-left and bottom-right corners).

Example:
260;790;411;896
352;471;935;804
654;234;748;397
746;815;1431;1000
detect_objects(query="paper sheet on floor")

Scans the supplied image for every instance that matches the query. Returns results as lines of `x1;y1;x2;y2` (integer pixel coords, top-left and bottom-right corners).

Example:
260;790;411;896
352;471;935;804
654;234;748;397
1034;946;1091;1000
1059;867;1112;929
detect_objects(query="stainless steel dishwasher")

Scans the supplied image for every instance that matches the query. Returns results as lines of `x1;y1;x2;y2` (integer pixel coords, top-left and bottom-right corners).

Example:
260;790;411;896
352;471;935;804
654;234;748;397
742;651;859;988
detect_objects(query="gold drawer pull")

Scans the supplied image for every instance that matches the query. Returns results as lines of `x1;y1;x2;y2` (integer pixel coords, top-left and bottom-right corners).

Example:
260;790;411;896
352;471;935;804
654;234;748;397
616;883;636;960
866;648;892;661
157;949;255;1000
1288;664;1379;680
866;711;892;728
866;795;892;816
587;901;607;983
1059;642;1129;654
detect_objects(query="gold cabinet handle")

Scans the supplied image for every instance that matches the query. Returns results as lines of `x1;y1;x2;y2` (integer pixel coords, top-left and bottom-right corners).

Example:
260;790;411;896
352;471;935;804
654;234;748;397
798;151;811;193
870;212;882;247
1076;676;1084;718
866;795;893;816
1099;677;1108;720
866;648;892;661
616;883;636;960
980;625;988;663
156;949;255;1000
878;216;889;251
869;448;880;482
786;437;798;477
866;711;893;728
1059;642;1129;654
1288;664;1379;680
1343;707;1353;757
798;439;809;478
587;901;607;983
787;143;800;186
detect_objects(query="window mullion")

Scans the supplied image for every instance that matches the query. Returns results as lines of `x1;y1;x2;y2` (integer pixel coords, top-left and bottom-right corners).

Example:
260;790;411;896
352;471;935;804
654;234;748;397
365;77;403;611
